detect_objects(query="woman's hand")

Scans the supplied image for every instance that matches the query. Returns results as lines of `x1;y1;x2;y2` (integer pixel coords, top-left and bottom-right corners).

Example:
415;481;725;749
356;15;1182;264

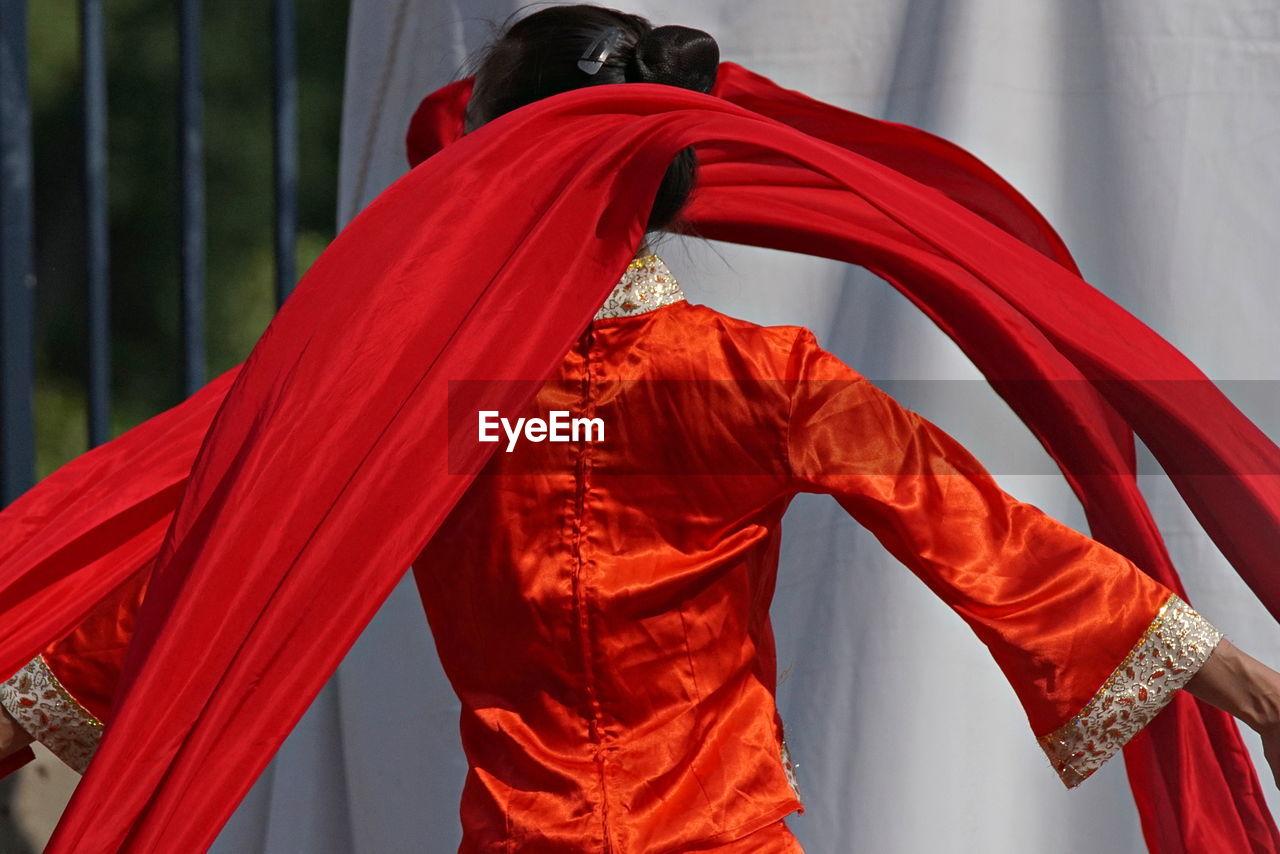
1186;637;1280;787
0;701;34;761
1257;719;1280;789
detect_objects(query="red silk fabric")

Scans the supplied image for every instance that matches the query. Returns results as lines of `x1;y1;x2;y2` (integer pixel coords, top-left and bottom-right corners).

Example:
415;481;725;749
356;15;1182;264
0;64;1273;851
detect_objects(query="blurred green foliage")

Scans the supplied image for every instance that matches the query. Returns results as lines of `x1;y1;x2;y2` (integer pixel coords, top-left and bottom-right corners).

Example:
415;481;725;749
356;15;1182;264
30;0;349;477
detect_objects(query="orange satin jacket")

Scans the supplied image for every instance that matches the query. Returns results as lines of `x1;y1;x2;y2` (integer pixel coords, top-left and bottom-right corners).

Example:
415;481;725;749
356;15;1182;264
1;253;1222;854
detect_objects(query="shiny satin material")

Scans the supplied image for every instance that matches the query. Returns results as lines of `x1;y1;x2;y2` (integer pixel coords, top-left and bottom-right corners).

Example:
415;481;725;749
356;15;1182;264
785;329;1176;735
710;820;802;853
414;300;1171;852
0;66;1274;851
40;568;149;723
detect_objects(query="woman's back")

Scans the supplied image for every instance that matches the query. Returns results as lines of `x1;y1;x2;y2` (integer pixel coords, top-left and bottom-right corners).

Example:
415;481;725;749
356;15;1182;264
414;255;807;852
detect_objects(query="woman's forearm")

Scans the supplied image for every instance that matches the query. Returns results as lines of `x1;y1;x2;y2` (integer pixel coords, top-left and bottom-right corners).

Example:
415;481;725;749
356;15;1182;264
1186;638;1280;732
1185;637;1280;787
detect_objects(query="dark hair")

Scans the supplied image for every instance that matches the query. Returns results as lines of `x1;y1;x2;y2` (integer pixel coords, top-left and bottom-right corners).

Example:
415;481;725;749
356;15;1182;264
463;4;719;233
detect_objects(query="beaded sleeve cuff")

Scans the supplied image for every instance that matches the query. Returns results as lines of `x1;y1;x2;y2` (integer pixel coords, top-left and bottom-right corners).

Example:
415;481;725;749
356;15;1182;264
0;654;103;773
1038;594;1222;788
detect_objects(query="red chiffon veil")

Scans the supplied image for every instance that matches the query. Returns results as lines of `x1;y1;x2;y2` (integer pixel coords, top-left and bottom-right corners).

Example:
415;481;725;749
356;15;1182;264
1;63;1278;852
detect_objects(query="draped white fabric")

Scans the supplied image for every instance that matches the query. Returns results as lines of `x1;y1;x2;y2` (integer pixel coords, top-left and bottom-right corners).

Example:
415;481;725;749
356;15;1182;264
211;2;1280;851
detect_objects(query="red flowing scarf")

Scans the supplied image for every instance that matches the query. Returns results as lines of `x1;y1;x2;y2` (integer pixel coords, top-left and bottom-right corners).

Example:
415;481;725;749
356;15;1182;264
0;63;1276;852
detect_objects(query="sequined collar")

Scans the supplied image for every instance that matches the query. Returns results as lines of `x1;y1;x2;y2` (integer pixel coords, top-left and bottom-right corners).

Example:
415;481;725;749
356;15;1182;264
593;254;685;320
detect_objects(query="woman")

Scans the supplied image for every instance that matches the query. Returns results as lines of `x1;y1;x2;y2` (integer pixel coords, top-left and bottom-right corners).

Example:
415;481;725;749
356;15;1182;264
4;5;1280;852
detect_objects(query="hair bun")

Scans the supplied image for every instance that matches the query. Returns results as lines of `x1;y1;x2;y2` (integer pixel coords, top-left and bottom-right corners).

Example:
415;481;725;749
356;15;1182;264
627;25;719;93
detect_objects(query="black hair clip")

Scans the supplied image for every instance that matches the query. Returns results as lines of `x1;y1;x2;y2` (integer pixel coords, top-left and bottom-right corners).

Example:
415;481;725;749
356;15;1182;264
578;27;625;75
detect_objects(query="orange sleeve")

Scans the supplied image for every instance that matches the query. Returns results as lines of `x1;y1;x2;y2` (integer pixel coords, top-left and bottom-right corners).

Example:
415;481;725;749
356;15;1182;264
784;328;1222;787
0;566;150;774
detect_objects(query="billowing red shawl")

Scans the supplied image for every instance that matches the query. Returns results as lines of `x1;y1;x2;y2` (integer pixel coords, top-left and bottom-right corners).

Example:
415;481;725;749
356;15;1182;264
1;63;1276;852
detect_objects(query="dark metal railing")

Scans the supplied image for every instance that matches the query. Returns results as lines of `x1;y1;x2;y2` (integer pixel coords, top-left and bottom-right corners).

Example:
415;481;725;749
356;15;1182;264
178;0;206;397
0;0;300;505
273;0;299;306
83;0;111;449
0;0;35;505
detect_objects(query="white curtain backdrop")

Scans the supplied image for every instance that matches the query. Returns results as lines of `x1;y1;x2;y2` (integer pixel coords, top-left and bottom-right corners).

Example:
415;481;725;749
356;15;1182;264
212;2;1280;851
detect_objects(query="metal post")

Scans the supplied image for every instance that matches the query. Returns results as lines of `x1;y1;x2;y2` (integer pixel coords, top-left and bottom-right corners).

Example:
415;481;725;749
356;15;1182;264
83;0;111;446
178;0;205;395
272;0;299;306
0;0;35;503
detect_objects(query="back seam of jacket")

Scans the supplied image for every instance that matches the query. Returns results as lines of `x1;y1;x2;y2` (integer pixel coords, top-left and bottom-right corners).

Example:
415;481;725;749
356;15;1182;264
570;325;614;853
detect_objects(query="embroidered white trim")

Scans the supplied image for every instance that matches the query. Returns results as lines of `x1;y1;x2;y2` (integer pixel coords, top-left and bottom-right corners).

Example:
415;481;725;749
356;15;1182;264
593;253;685;320
0;654;103;773
1038;594;1222;788
780;738;802;803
